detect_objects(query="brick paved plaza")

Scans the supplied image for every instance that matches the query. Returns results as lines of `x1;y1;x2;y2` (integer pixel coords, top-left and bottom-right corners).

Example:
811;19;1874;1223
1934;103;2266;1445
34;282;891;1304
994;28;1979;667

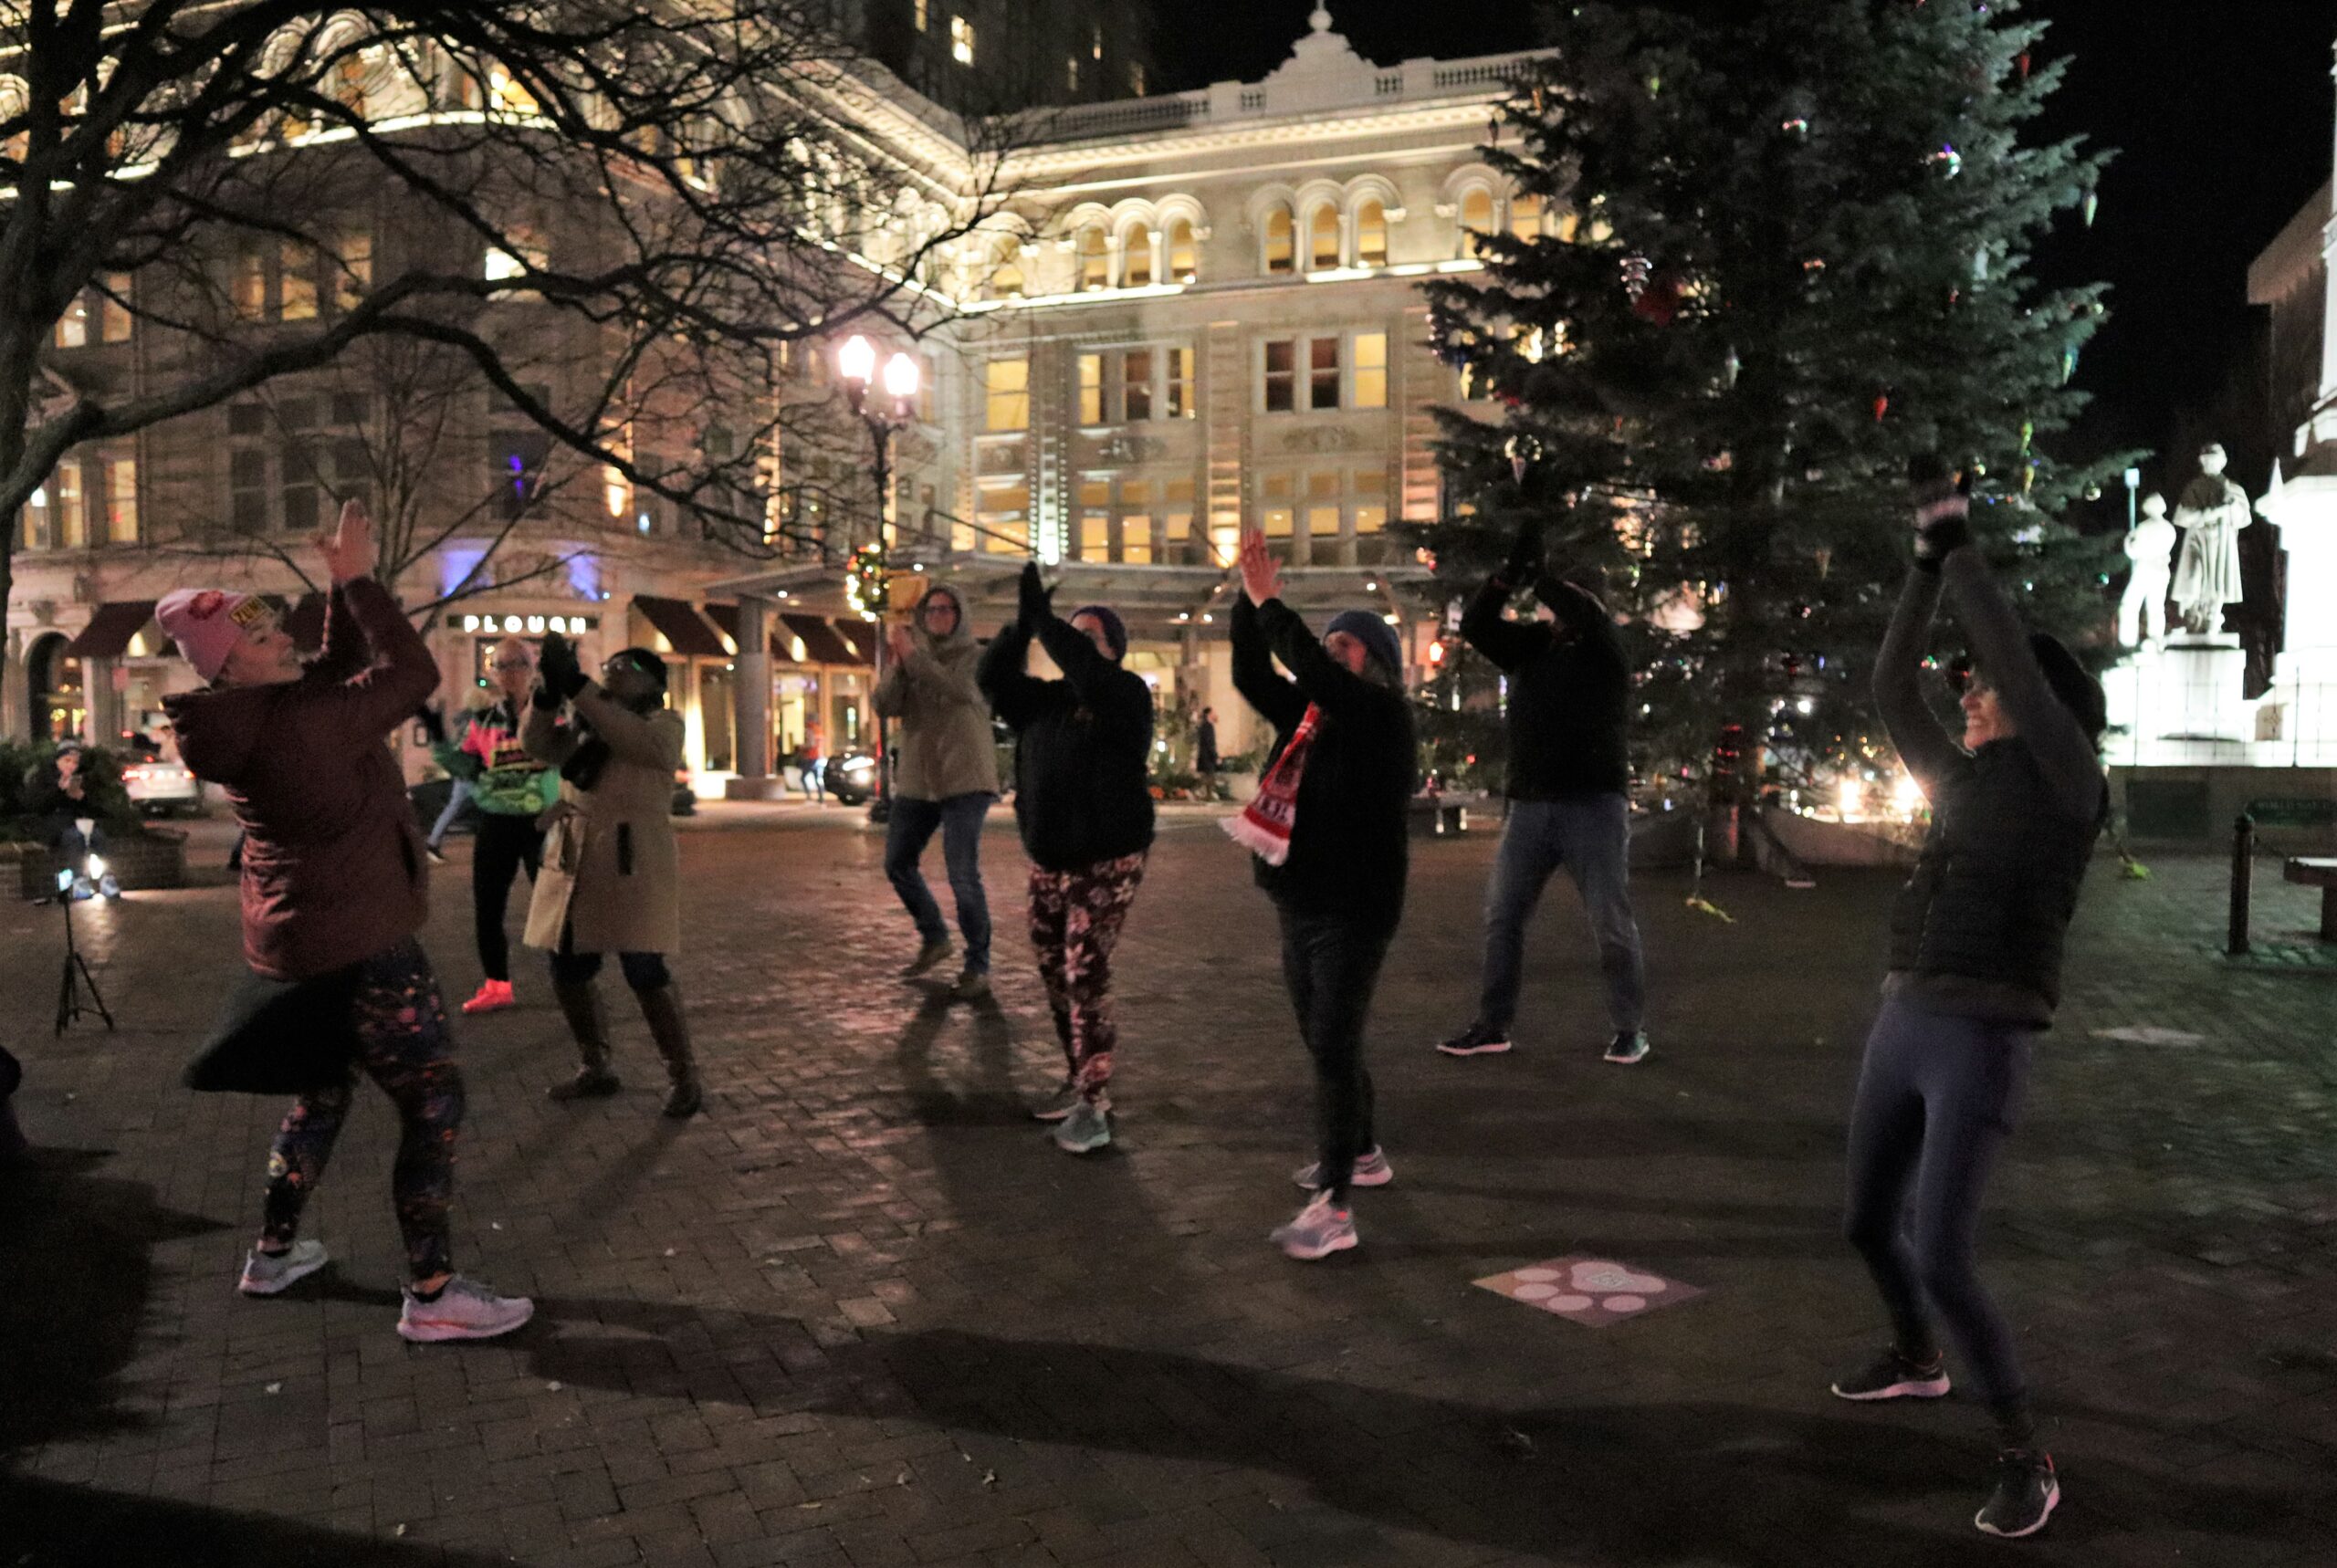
3;810;2333;1567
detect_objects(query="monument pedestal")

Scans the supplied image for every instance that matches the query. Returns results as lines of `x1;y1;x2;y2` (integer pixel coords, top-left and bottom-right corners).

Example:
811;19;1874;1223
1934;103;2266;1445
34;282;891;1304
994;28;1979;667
2105;637;2256;766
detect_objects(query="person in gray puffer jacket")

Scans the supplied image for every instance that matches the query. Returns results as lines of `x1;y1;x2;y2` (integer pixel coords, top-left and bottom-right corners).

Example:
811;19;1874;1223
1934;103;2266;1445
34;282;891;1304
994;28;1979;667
874;582;1001;1000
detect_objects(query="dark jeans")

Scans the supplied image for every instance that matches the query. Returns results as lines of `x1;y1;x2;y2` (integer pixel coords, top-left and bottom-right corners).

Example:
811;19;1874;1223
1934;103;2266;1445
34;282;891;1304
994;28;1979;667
886;791;993;971
260;938;463;1284
1479;794;1646;1035
1844;992;2034;1415
471;813;541;983
1276;905;1392;1203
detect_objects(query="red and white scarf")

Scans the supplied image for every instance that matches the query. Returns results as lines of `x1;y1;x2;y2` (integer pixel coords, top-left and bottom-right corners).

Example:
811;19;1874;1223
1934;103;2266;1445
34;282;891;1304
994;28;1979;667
1222;704;1320;867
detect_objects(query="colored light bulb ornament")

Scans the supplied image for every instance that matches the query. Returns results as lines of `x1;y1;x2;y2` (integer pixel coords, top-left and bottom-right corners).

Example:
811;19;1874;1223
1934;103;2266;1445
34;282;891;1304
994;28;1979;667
1931;143;1963;178
1724;346;1741;388
1780;116;1808;137
2019;420;2034;455
1873;392;1891;423
2062;346;2080;383
1620;253;1651;300
844;542;888;622
2082;188;2099;226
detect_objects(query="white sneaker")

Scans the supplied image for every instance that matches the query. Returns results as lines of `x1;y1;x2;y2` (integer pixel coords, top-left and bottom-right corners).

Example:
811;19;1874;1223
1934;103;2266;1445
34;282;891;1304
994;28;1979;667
1271;1191;1357;1260
238;1239;329;1296
397;1275;534;1343
1291;1146;1393;1190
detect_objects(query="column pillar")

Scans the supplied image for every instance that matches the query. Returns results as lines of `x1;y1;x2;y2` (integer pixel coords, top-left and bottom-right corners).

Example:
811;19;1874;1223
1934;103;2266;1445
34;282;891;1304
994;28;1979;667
726;595;783;800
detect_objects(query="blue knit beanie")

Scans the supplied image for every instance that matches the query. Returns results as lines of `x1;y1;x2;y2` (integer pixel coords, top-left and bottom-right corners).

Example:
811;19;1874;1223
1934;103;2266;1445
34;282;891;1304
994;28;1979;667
1069;603;1127;659
1326;610;1403;681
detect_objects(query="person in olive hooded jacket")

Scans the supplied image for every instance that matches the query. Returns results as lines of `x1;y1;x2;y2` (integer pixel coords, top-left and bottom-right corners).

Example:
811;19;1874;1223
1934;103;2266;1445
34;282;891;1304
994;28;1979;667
875;582;1001;1000
978;562;1155;1155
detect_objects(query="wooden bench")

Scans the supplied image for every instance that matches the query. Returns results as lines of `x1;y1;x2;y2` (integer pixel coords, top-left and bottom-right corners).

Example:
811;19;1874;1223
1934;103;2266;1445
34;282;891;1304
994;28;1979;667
2281;857;2337;941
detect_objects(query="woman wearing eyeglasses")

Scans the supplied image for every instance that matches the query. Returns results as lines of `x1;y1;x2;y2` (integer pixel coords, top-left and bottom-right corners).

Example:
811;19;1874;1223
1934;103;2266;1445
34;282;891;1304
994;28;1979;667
427;638;559;1017
1832;464;2107;1540
521;634;701;1118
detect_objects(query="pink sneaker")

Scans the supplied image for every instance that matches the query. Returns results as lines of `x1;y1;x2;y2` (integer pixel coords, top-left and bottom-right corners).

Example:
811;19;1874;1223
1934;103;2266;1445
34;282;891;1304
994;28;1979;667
460;979;515;1015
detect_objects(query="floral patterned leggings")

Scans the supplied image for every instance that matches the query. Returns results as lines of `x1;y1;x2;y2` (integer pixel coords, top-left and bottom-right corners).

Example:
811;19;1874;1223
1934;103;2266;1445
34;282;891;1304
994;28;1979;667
1027;852;1147;1105
259;938;464;1283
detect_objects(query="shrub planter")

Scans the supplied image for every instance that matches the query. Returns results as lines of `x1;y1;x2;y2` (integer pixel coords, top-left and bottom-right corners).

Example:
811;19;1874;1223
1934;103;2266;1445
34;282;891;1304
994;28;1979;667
16;827;187;900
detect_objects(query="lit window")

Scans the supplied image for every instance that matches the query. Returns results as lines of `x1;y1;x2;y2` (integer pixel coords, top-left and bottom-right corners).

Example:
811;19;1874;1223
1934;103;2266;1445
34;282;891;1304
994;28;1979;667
1263;205;1294;275
98;275;132;342
1356;200;1388;267
1078;226;1108;290
1352;332;1387;409
1168;218;1197;283
487;64;538;115
1078;480;1110;560
950;15;974;66
1511;192;1545;243
53;296;88;348
1122;513;1153;565
331;54;370;117
56;461;86;547
1165;347;1193;419
1123;223;1153;287
1461;187;1495;254
1093;27;1105;60
1310;205;1340;271
333;230;372;310
985;359;1029;432
1310;338;1341;410
1263;340;1296;413
103;455;139;545
279;240;318;320
915;0;927;30
1123;350;1153;422
232;246;267;319
1077;353;1103;424
991;256;1022;298
975;481;1029;554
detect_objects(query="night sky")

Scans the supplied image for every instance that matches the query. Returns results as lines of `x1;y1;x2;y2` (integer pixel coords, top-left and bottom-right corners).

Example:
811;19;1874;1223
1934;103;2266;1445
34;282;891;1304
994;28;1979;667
1160;0;2336;495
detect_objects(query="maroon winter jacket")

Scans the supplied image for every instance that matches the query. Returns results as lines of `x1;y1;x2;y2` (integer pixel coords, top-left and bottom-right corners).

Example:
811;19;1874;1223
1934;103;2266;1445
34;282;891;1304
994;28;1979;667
164;578;437;980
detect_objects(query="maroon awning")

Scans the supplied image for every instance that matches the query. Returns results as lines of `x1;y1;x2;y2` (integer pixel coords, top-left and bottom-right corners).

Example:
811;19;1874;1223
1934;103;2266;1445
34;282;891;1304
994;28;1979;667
828;619;875;667
702;602;740;648
779;612;854;665
63;601;156;658
633;595;727;659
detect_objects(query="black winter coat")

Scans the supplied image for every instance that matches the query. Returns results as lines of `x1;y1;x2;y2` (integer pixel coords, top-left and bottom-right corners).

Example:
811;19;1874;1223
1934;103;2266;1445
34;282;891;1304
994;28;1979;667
1459;571;1630;800
978;611;1156;873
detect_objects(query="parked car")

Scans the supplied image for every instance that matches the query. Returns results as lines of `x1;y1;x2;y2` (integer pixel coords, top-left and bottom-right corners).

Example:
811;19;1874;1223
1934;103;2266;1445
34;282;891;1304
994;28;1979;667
121;748;203;816
825;751;878;807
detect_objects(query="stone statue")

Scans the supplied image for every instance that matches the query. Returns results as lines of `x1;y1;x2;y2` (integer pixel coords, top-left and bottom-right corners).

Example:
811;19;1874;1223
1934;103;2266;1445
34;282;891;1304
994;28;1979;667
2171;443;2249;634
2117;492;2175;647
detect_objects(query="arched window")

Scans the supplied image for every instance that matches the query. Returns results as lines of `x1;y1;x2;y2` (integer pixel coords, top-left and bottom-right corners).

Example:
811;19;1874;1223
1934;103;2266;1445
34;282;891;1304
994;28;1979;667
1077;226;1108;290
992;256;1023;298
1122;223;1153;287
1355;200;1388;267
1460;187;1496;254
1309;205;1340;270
1510;193;1545;243
1263;204;1294;276
330;52;371;117
1168;218;1198;283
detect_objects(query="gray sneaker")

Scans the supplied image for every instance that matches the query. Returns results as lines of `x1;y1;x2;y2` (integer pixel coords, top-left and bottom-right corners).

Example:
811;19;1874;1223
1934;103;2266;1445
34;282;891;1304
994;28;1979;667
1291;1146;1393;1191
397;1275;535;1343
1271;1192;1357;1260
1053;1099;1111;1154
238;1239;329;1296
1032;1080;1112;1122
899;938;953;979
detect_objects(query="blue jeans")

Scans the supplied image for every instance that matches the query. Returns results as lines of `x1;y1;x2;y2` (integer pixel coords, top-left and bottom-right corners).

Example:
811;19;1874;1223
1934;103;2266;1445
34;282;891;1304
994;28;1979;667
886;792;993;971
428;778;476;849
1478;794;1645;1035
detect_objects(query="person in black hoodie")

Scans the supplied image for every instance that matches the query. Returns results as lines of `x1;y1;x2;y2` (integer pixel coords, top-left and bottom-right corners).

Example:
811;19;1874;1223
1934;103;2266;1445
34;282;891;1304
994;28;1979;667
1227;530;1414;1260
1829;465;2107;1541
978;563;1156;1155
1437;516;1647;1065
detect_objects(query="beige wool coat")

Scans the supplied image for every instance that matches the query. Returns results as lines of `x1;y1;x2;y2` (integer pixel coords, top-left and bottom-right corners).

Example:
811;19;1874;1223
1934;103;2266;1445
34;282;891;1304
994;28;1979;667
873;586;1000;801
520;685;686;956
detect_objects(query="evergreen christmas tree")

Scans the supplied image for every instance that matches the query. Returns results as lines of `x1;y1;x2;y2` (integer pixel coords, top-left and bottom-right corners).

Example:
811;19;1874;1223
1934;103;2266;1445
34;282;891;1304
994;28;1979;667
1421;0;2122;810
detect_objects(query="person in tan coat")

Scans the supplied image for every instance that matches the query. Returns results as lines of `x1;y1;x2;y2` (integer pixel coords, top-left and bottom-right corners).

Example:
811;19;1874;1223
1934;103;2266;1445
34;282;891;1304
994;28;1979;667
874;582;1000;1000
521;635;701;1117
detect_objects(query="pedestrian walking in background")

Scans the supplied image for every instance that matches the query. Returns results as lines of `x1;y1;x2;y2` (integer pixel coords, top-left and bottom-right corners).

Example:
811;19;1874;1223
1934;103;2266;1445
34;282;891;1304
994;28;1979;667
798;724;826;803
1195;706;1221;801
1436;517;1649;1065
424;707;480;863
875;583;1000;1000
1227;530;1414;1260
522;635;702;1118
978;562;1156;1155
1831;464;2109;1540
428;640;559;1016
160;499;530;1343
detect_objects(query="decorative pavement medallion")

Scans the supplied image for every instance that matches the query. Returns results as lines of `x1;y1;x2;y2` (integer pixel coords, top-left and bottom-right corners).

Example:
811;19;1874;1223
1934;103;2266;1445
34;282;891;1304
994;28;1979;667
1474;1256;1704;1328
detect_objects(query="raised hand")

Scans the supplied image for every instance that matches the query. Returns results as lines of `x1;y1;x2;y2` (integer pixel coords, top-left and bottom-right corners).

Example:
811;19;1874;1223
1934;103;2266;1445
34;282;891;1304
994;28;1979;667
318;497;375;585
1239;528;1283;607
886;623;915;663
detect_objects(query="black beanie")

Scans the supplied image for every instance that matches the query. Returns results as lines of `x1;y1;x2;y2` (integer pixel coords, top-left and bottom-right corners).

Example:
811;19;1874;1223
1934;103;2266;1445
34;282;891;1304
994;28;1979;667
2024;632;2105;743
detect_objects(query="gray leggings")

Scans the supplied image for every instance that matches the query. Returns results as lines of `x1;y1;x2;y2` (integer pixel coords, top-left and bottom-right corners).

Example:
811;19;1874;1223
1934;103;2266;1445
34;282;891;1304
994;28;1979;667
1844;993;2034;1414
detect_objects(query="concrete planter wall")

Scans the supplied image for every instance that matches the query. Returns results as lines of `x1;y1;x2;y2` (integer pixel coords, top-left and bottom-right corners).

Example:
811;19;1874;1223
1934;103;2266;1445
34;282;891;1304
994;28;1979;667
14;828;187;900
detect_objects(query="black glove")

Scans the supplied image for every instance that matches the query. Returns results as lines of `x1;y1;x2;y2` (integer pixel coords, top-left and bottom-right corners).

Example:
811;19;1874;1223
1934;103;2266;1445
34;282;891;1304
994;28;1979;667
537;631;586;701
1500;517;1543;584
1017;561;1054;627
415;704;447;746
1908;458;1973;573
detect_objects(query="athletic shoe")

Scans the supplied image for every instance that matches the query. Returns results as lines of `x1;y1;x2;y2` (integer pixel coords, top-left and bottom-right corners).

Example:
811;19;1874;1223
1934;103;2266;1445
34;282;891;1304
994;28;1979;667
1603;1030;1652;1065
460;979;515;1016
1053;1100;1111;1154
1435;1022;1512;1057
1829;1348;1951;1402
661;1078;703;1119
948;967;991;1002
546;1068;622;1102
396;1276;534;1343
238;1239;329;1296
1032;1081;1111;1122
1291;1146;1394;1190
1975;1451;2059;1539
1271;1192;1357;1260
425;844;449;865
899;938;952;979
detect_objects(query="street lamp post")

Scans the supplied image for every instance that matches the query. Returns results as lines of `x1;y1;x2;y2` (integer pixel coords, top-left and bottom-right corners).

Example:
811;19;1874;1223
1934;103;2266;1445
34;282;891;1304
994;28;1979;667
838;334;921;825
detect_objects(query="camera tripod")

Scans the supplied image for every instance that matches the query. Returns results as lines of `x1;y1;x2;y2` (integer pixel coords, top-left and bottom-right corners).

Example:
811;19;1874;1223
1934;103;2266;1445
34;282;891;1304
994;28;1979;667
48;876;114;1038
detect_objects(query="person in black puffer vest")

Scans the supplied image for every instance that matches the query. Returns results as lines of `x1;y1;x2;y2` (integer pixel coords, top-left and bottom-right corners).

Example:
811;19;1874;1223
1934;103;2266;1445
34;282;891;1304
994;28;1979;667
978;563;1156;1157
1829;464;2107;1543
1227;529;1414;1262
